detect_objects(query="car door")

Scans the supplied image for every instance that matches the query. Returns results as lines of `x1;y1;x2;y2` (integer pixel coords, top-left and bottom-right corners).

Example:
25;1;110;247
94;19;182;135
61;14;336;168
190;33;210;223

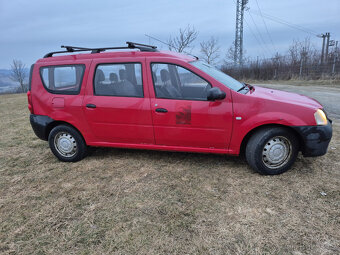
83;57;154;145
146;59;233;149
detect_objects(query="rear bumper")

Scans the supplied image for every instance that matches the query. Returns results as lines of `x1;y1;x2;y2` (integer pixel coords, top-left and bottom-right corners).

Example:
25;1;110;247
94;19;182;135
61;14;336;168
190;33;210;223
30;114;54;141
292;120;333;157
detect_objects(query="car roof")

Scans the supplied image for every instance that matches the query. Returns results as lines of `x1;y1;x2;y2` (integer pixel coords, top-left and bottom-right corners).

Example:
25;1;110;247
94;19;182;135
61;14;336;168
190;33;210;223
36;50;196;64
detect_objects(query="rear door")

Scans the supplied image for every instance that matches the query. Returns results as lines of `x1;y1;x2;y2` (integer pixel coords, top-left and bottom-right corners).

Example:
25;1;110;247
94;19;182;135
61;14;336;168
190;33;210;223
32;60;92;138
146;58;233;149
83;57;154;144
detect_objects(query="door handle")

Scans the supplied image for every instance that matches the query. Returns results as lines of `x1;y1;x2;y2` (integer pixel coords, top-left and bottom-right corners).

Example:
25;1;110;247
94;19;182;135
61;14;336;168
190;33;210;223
86;104;97;108
155;108;168;113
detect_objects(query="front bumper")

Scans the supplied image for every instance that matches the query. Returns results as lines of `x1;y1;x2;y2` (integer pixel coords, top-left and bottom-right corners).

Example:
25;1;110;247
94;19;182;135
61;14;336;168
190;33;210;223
292;119;333;157
30;114;54;141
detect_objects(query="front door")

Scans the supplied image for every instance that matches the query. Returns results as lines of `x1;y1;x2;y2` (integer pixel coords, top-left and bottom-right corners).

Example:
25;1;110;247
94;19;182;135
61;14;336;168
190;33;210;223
147;61;233;149
83;58;154;144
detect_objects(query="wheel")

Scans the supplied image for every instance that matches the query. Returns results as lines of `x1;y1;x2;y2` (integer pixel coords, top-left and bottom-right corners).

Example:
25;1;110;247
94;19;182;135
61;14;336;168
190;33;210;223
245;127;299;175
48;125;87;162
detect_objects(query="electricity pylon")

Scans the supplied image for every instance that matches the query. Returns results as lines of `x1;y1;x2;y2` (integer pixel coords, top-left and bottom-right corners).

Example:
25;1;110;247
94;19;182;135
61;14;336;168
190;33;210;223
234;0;248;66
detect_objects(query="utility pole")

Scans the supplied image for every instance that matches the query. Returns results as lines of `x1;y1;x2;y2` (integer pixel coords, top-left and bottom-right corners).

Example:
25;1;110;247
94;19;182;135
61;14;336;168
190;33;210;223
234;0;248;67
325;32;331;63
319;34;326;64
332;41;338;75
318;32;331;64
299;47;307;78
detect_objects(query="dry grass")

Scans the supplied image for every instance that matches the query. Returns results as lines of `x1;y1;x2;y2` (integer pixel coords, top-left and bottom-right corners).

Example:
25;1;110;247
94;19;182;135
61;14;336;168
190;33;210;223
0;94;339;255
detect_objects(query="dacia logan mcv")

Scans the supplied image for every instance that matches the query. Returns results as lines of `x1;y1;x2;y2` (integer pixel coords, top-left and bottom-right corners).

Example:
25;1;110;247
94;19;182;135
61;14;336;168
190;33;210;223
28;42;332;175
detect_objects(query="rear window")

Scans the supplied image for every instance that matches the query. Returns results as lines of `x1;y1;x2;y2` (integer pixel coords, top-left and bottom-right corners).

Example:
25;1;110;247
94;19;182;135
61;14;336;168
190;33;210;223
40;64;85;94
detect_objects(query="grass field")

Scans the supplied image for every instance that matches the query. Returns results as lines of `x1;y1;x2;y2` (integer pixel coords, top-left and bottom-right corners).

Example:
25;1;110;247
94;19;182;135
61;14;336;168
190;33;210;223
0;93;339;255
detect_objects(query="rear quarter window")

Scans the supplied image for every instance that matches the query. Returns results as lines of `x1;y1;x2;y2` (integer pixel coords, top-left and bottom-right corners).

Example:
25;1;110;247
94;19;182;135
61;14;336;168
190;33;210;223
39;64;85;94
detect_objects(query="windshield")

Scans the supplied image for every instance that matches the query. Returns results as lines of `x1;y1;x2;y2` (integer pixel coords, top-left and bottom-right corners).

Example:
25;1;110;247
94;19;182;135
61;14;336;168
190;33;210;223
190;60;244;92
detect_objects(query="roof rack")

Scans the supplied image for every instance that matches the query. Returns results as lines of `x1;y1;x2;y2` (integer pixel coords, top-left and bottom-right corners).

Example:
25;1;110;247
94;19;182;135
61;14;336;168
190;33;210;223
43;41;158;58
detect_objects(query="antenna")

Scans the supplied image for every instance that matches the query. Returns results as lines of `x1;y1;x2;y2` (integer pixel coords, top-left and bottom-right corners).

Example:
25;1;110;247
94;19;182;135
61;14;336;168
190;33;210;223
144;34;199;60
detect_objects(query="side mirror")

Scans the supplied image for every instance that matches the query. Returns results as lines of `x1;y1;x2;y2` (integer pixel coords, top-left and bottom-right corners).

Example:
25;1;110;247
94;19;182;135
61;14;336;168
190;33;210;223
207;87;226;101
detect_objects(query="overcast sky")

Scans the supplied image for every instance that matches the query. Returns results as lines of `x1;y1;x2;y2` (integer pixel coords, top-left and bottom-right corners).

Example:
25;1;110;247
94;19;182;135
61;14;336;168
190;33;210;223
0;0;339;68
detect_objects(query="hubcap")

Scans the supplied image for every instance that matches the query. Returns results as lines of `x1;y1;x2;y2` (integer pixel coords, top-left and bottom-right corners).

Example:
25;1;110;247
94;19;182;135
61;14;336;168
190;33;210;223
54;132;77;157
262;136;292;169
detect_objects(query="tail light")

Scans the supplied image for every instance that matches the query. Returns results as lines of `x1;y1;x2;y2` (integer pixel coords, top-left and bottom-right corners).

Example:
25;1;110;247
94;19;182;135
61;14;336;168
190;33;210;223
27;64;35;114
27;91;34;114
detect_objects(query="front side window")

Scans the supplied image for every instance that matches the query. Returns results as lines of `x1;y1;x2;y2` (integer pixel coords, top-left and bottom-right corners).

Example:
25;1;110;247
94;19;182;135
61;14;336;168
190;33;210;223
94;63;143;97
190;60;245;92
151;63;211;100
40;65;85;94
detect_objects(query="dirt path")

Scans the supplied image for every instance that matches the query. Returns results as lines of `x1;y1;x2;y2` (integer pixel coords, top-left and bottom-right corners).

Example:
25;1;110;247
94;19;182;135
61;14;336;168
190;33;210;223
254;83;340;121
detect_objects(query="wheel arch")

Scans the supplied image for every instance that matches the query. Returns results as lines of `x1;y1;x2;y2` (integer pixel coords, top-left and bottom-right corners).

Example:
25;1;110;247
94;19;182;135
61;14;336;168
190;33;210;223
239;124;304;156
45;121;87;144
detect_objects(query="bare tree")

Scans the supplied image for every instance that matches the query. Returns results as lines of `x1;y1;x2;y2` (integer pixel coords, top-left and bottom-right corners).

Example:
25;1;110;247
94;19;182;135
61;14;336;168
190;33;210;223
223;42;249;66
167;25;198;53
224;43;235;65
10;60;27;93
288;37;318;65
200;37;220;65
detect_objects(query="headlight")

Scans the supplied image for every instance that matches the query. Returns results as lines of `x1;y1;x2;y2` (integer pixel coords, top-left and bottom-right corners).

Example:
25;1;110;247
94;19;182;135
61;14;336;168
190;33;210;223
314;109;327;125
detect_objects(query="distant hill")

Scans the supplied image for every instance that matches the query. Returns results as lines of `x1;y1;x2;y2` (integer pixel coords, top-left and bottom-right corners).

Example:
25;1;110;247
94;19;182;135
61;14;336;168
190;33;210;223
0;69;13;76
0;69;29;93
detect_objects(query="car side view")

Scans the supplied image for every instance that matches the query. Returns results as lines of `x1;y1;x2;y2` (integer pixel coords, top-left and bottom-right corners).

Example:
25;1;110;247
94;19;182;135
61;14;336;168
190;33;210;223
28;42;333;175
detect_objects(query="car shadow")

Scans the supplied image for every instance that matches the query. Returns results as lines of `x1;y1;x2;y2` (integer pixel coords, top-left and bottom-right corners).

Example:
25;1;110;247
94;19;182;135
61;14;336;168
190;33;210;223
87;146;250;171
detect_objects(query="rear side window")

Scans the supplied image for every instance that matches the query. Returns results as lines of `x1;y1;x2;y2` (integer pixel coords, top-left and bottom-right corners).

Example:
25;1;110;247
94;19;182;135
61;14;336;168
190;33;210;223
40;64;85;94
94;63;143;97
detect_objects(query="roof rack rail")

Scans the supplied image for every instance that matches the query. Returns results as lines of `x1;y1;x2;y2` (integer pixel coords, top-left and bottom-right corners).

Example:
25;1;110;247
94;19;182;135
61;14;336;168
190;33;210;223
43;41;158;58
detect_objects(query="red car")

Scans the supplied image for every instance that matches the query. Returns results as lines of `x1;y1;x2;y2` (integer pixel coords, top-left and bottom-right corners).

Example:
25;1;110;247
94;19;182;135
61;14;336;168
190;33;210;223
28;42;332;175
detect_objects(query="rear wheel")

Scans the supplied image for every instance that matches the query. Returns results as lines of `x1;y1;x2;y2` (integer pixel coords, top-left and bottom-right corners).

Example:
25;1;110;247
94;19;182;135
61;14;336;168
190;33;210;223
245;127;299;175
48;125;87;162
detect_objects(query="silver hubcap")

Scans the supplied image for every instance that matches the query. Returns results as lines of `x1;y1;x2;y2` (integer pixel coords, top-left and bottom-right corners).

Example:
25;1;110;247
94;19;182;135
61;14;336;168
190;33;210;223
54;132;77;157
262;136;292;169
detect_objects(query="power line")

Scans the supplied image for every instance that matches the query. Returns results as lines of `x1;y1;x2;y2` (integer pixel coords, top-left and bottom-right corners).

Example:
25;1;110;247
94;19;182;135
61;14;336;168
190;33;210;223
243;16;268;59
232;0;271;59
248;9;319;36
246;11;273;56
254;0;277;53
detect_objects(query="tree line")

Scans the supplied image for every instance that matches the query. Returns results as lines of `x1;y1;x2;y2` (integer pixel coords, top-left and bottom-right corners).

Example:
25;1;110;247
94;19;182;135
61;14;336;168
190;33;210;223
223;38;340;81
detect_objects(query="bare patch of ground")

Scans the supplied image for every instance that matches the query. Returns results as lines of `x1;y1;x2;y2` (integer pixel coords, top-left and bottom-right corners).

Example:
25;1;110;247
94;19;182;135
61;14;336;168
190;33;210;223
0;94;339;254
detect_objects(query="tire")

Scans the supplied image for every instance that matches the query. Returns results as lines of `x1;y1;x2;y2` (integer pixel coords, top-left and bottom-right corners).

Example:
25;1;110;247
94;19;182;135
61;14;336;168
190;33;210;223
245;127;299;175
48;125;87;162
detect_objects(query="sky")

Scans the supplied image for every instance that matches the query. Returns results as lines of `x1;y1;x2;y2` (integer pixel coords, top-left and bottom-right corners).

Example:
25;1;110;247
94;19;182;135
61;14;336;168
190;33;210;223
0;0;339;68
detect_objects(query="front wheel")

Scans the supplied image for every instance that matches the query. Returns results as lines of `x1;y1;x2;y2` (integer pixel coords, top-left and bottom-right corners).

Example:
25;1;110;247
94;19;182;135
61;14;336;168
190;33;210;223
245;127;299;175
48;125;87;162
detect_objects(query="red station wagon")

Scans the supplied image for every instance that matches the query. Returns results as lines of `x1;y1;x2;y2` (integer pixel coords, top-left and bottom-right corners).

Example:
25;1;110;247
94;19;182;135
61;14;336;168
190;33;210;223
28;42;332;175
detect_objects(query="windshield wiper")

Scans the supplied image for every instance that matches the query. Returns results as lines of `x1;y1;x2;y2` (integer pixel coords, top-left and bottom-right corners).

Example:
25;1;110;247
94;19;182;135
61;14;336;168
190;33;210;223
237;83;248;92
